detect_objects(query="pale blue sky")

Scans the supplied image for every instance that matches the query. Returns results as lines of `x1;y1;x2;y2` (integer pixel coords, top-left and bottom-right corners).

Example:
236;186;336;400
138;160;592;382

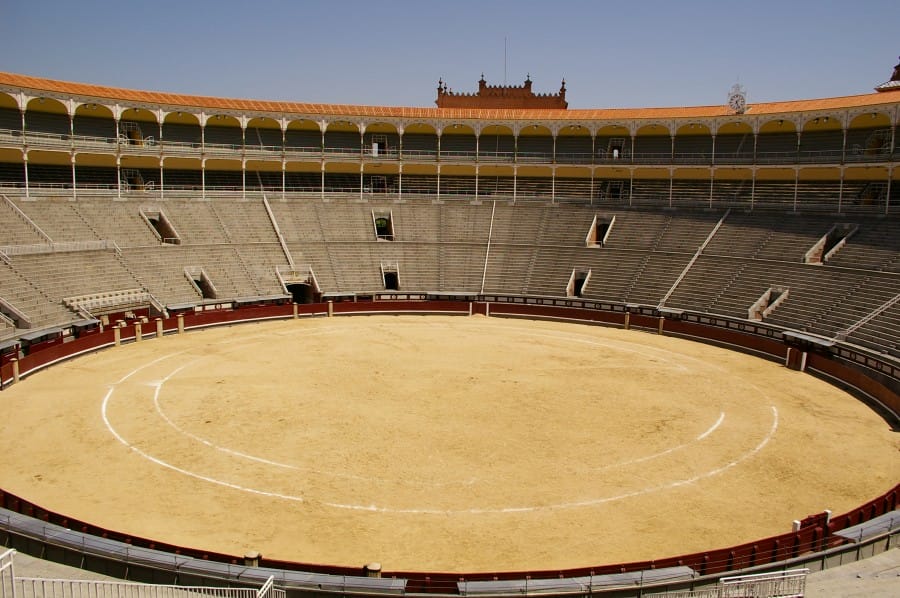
0;0;897;109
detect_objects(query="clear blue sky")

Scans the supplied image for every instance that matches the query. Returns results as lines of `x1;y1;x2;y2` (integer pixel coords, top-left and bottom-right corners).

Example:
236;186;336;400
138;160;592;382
1;0;897;109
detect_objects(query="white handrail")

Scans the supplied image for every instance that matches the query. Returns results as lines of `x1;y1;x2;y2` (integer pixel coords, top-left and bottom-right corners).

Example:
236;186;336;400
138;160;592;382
1;193;52;242
480;200;497;294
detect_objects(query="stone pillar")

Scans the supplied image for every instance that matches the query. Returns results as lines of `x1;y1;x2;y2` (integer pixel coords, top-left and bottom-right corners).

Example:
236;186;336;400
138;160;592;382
114;326;121;346
134;321;142;342
177;313;185;334
624;312;631;330
11;358;19;384
293;303;298;319
244;551;260;567
156;318;164;338
658;316;665;335
364;563;382;578
327;300;334;317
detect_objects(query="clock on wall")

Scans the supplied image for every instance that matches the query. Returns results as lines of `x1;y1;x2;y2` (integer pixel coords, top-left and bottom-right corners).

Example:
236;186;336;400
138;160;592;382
727;83;747;114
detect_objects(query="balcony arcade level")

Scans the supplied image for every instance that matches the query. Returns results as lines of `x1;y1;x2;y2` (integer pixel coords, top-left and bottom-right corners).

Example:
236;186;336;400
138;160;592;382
0;71;897;212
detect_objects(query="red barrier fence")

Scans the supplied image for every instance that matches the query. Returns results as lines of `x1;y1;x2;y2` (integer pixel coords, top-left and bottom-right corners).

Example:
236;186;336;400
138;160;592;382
1;299;897;589
806;351;900;417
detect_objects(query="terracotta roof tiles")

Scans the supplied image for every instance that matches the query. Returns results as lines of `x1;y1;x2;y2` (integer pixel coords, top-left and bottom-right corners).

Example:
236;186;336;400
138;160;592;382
0;71;897;122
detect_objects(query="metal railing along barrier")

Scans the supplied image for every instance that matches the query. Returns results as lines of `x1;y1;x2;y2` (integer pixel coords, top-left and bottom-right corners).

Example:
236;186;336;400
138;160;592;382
0;240;118;256
14;578;263;598
645;568;809;598
1;549;15;598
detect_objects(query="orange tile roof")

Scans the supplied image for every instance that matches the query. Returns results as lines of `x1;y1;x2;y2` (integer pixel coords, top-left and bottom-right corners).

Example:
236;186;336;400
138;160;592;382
0;71;897;121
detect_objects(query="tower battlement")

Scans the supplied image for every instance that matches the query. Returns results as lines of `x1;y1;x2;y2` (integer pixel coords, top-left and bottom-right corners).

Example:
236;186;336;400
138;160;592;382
436;74;568;109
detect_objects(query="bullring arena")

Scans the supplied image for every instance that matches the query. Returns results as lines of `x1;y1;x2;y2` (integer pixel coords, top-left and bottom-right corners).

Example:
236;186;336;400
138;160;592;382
0;313;897;574
0;60;899;597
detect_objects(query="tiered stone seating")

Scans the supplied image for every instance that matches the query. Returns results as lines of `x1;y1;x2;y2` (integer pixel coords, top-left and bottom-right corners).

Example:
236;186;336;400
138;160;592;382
119;247;202;305
211;200;279;244
74;200;160;246
0;261;77;328
0;196;49;246
15;199;96;243
162;201;232;244
827;219;900;272
0;193;897;354
579;250;648;303
624;253;690;305
849;302;900;356
705;212;834;261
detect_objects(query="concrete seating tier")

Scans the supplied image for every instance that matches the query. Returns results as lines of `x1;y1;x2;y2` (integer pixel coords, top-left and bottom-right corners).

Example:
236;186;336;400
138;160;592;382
0;195;896;354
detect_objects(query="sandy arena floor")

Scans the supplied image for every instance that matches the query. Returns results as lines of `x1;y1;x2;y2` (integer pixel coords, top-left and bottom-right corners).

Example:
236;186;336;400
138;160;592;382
0;315;897;573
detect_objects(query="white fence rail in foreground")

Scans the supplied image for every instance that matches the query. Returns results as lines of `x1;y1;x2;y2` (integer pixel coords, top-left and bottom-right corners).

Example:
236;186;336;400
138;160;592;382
2;549;284;598
1;550;15;598
15;579;259;598
646;568;809;598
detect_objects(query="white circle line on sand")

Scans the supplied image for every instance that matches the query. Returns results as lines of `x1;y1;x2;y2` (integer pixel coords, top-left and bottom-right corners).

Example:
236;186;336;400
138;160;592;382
515;330;690;372
147;361;480;489
322;406;779;515
106;357;777;514
101;366;304;503
593;411;726;472
113;350;188;384
148;321;712;480
98;324;778;515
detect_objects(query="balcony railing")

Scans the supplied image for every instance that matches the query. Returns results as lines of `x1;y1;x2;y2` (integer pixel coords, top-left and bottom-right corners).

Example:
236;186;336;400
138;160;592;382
0;127;894;167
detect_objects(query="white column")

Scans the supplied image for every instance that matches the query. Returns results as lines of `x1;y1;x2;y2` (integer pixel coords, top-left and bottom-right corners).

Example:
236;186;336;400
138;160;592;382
793;168;799;212
629;169;634;207
551;167;556;204
71;155;77;200
201;123;207;199
840;125;848;163
838;167;844;214
885;166;893;215
23;153;29;199
668;168;674;208
513;166;517;203
751;168;757;210
589;167;594;206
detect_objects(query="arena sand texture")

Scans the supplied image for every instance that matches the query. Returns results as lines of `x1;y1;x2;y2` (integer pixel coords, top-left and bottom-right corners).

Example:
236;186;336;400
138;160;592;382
0;315;896;573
